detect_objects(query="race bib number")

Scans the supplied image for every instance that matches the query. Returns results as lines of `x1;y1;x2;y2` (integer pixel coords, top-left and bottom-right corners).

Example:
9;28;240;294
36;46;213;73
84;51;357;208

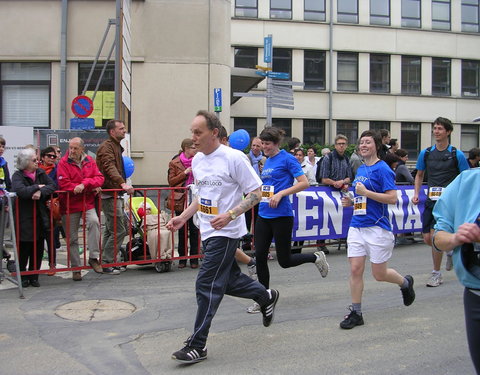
198;198;218;216
261;185;275;203
353;196;367;216
428;187;443;201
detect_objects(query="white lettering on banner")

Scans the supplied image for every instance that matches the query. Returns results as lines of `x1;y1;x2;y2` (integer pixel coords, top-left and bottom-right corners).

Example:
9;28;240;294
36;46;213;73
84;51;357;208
291;185;426;240
319;190;343;235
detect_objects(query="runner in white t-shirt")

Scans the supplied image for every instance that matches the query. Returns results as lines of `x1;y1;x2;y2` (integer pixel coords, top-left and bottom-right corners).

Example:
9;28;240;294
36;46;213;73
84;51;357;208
166;111;279;364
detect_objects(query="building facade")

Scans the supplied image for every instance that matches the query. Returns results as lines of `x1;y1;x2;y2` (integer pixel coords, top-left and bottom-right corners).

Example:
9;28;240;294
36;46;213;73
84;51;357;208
0;0;232;185
1;0;479;186
230;0;480;159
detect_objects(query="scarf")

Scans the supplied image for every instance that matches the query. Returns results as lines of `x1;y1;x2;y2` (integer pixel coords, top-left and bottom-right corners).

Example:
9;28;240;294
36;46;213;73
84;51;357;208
23;170;36;182
179;152;194;186
249;150;263;176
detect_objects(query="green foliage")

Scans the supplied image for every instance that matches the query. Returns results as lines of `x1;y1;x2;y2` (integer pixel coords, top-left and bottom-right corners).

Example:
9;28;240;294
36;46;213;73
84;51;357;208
301;143;356;157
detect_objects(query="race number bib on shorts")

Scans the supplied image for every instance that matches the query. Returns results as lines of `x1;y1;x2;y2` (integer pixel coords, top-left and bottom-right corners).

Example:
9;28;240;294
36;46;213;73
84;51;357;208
261;185;275;203
198;198;219;216
353;196;367;215
428;187;443;201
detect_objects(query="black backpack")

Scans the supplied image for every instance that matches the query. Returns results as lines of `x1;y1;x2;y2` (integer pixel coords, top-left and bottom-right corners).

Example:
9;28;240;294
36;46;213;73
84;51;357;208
423;145;459;180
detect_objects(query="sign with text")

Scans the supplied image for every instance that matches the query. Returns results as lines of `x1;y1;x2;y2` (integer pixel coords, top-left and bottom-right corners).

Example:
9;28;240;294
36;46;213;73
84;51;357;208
214;88;222;112
290;185;427;240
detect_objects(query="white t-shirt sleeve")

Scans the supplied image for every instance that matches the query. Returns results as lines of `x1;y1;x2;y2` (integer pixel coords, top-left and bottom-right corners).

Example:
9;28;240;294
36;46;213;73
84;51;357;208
229;149;262;194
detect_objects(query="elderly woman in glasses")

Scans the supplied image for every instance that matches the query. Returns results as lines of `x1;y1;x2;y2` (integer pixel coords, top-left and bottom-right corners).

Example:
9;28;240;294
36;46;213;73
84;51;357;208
12;148;56;287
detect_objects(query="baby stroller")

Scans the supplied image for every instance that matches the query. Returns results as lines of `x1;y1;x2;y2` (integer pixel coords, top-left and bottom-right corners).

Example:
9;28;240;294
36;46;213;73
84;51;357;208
125;197;173;273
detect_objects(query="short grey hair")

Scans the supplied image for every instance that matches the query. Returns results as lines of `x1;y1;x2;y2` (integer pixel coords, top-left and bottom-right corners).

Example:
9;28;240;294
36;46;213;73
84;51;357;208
16;148;36;170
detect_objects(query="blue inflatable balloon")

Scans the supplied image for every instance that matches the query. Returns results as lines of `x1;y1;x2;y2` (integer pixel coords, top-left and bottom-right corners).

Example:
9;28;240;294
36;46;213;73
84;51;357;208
123;156;135;178
229;129;250;151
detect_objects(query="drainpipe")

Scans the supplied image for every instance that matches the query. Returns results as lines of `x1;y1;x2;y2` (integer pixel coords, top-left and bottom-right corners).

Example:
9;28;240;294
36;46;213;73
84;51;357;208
60;0;68;129
328;0;333;144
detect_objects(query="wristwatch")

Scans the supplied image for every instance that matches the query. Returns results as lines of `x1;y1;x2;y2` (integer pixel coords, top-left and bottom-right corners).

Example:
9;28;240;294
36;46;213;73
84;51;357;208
228;210;236;220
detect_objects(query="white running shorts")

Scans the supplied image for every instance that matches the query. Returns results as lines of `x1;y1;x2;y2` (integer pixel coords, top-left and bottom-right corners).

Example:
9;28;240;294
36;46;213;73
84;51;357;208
347;226;395;264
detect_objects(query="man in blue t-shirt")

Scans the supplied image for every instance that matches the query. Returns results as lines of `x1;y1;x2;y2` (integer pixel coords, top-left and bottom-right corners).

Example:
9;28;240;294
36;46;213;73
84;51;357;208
412;117;469;287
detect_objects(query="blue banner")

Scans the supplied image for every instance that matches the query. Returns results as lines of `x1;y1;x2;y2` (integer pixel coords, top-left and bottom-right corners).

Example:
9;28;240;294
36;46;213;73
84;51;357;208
291;185;427;240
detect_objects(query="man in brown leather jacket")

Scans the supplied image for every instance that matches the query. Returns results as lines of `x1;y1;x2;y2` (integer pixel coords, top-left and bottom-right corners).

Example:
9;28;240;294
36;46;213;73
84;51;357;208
96;119;134;274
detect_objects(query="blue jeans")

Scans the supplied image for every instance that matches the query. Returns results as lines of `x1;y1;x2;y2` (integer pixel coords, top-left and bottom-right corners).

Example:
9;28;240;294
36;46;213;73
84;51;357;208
187;236;270;349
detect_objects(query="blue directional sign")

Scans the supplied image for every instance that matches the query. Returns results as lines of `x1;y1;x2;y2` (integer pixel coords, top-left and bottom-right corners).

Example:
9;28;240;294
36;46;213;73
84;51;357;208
264;36;272;63
267;71;290;80
255;71;268;77
214;88;222;112
70;117;95;130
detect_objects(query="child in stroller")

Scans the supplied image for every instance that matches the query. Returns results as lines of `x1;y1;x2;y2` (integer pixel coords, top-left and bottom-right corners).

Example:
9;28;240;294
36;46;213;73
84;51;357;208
126;197;173;273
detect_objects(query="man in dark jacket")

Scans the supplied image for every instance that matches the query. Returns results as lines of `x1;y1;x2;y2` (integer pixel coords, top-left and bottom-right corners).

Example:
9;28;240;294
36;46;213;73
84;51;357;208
57;137;104;281
96;119;133;274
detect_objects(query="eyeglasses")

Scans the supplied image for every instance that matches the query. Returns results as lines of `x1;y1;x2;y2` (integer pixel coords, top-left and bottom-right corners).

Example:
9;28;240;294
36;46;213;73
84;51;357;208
45;154;57;159
31;158;38;163
336;142;347;146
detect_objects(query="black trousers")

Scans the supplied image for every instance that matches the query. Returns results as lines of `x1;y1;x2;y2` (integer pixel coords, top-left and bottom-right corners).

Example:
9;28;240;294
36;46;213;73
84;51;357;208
464;288;480;375
19;239;44;281
254;216;315;289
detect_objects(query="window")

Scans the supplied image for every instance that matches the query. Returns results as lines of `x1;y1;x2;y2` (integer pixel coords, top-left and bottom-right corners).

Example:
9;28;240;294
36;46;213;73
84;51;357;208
337;120;358;144
304;0;326;21
1;62;51;128
234;47;258;69
401;122;420;159
462;60;480;97
401;56;421;94
235;0;258;18
337;0;358;23
78;62;115;128
462;0;480;32
303;119;325;145
370;54;390;93
273;49;292;77
234;118;257;139
370;121;390;132
432;58;451;96
272;118;292;137
461;124;479;151
304;50;326;90
402;0;421;28
432;0;450;30
370;0;390;26
337;52;358;92
270;0;292;19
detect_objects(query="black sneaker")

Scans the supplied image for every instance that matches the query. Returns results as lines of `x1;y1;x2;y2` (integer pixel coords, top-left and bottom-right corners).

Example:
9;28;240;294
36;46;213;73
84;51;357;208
171;345;207;364
401;275;415;306
340;306;364;329
102;267;120;275
261;289;279;327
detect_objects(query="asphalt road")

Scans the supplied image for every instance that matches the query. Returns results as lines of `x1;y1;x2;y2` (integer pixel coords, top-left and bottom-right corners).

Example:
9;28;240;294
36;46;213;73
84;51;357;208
0;241;475;375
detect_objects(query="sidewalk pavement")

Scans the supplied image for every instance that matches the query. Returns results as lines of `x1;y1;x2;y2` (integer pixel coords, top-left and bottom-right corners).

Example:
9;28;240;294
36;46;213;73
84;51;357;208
0;242;475;375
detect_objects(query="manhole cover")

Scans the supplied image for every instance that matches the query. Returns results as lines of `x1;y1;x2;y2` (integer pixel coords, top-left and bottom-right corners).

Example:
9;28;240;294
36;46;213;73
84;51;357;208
55;299;136;322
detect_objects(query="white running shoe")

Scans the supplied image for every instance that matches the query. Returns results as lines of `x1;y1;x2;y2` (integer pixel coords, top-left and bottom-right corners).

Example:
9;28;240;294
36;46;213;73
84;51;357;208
426;272;443;287
246;302;261;314
314;251;329;278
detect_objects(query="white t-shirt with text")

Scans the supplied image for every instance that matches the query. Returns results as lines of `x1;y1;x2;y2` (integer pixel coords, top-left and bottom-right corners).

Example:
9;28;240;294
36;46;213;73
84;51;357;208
193;144;262;240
